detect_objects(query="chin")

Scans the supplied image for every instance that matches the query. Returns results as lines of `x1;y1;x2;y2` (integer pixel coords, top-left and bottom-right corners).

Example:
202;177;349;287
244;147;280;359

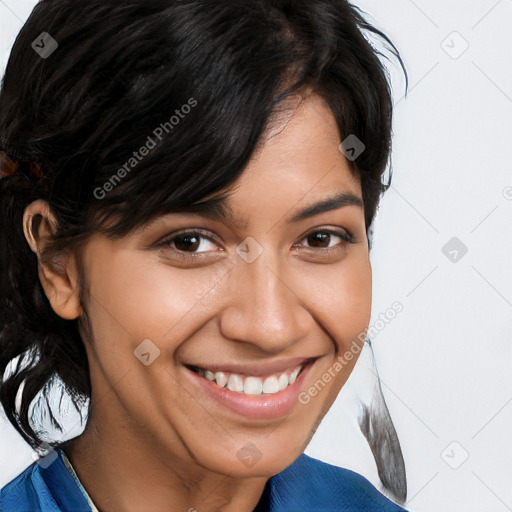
196;438;306;479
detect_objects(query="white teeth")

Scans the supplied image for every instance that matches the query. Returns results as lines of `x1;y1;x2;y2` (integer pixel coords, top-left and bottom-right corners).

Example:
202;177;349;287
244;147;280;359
278;373;289;391
262;375;279;394
194;364;305;395
289;366;301;384
214;371;228;388
227;374;244;393
244;376;263;395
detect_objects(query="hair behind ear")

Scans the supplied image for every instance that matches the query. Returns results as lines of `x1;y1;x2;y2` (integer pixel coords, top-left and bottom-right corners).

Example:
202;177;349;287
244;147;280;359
0;180;90;449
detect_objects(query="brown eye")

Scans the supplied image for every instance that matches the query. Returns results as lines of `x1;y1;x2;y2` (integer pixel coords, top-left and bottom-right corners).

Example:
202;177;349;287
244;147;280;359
300;229;354;250
306;232;331;248
174;233;201;252
159;230;219;254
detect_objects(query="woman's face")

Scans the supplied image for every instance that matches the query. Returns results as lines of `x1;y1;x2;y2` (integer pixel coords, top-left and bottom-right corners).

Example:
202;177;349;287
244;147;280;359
76;93;371;477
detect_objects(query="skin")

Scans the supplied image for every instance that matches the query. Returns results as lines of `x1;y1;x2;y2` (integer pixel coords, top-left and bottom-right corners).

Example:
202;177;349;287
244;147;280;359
23;93;372;512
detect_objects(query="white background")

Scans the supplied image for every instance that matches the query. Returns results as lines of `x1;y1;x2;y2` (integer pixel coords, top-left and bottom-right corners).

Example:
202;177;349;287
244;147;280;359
1;1;511;511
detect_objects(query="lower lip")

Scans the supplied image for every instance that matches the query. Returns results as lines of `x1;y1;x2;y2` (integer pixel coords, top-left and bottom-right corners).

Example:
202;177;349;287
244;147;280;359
185;361;315;420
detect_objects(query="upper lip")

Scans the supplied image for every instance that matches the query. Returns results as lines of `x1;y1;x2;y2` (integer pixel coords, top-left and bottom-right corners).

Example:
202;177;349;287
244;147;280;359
185;356;318;377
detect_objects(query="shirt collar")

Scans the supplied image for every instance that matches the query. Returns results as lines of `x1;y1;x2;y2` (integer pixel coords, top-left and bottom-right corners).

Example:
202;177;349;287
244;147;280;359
60;449;100;512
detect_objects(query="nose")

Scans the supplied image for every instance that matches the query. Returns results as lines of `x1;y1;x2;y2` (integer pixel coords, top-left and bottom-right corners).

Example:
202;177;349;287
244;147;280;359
219;251;312;353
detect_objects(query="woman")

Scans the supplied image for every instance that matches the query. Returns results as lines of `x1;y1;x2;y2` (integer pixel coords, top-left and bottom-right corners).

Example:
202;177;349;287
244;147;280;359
0;0;408;510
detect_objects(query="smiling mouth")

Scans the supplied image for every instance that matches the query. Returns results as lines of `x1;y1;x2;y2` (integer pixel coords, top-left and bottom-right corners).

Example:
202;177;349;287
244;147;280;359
185;360;314;396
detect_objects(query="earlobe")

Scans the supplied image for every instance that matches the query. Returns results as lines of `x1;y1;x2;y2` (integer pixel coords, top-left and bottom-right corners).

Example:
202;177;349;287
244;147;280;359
22;200;83;321
39;251;83;321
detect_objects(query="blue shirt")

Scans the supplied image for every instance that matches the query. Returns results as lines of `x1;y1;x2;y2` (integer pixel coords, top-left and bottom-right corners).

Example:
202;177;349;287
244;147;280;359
1;448;408;511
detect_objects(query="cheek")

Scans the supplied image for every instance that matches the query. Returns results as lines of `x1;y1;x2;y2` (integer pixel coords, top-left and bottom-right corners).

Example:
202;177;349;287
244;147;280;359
84;250;232;359
297;256;371;411
301;253;372;352
337;260;372;345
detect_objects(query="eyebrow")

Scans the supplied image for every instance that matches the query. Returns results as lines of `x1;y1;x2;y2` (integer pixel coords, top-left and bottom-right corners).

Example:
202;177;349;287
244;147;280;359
167;191;363;229
287;192;363;223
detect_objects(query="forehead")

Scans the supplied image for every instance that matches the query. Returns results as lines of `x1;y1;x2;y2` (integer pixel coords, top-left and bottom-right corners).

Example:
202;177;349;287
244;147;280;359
213;94;361;217
138;95;363;235
139;93;362;234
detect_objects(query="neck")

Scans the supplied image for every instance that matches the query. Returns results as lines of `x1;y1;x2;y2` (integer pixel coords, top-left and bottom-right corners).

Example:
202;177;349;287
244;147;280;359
61;408;269;512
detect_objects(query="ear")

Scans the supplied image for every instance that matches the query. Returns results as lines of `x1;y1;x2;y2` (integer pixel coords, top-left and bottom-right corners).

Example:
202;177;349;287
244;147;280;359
22;200;83;320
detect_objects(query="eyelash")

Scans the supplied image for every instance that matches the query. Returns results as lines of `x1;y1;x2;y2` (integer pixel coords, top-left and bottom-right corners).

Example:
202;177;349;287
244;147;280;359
156;228;355;257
